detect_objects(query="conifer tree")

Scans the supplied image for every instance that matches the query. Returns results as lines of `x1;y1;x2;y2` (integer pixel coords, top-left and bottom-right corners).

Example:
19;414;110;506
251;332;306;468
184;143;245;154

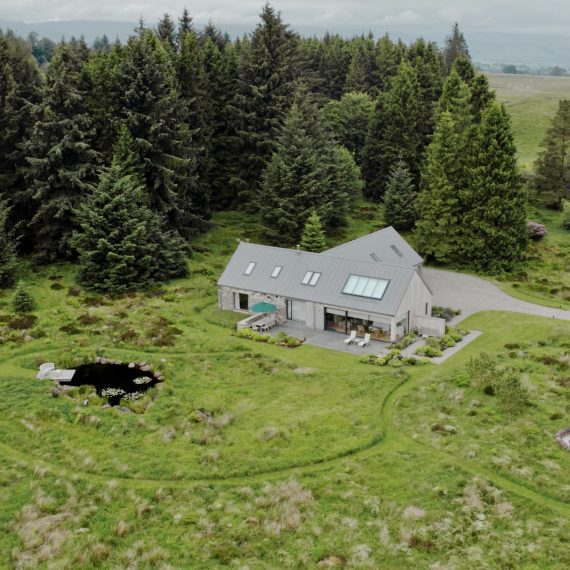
362;60;423;200
416;112;466;264
260;91;359;245
117;30;201;236
322;91;374;165
375;34;404;92
443;23;470;72
177;8;194;47
73;129;188;294
0;198;17;288
26;42;99;262
234;4;300;202
300;210;327;252
534;99;570;208
156;13;177;51
315;33;352;99
383;162;418;231
12;281;34;314
462;103;527;271
344;36;378;94
0;35;42;250
470;73;496;121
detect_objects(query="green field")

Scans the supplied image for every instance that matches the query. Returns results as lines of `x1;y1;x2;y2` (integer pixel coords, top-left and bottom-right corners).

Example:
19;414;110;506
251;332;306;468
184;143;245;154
487;72;570;166
1;212;569;568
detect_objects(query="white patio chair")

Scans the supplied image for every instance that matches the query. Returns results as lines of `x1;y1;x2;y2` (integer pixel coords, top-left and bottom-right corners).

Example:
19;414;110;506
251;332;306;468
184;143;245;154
344;330;357;345
358;333;371;348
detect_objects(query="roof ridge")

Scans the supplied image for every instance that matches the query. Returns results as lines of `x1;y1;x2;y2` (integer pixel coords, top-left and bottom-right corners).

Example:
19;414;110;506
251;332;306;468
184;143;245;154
236;241;416;272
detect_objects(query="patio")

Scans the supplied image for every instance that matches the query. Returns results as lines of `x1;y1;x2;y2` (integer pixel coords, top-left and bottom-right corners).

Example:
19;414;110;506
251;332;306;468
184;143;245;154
271;323;392;355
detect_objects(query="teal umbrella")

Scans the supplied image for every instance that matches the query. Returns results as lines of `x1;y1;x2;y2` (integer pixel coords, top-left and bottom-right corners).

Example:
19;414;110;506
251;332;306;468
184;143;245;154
250;301;277;313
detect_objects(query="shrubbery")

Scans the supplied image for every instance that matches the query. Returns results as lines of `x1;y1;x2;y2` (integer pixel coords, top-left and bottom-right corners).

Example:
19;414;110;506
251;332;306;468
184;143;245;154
235;328;302;348
415;327;469;358
431;306;461;321
562;200;570;230
360;348;428;367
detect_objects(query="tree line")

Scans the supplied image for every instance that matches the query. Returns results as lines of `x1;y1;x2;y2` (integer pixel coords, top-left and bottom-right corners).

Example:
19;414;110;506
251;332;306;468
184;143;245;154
0;7;531;291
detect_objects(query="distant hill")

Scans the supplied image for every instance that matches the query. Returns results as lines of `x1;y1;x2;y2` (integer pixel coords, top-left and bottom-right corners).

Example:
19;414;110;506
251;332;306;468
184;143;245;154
1;18;570;68
488;72;570;165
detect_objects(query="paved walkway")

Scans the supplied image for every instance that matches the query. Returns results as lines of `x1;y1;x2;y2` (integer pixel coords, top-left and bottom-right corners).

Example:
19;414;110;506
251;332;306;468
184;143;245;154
422;267;570;324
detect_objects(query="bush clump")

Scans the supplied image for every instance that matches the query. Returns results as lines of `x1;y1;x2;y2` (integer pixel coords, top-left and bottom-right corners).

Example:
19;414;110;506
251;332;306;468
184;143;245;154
235;328;302;348
431;306;461;321
359;348;428;367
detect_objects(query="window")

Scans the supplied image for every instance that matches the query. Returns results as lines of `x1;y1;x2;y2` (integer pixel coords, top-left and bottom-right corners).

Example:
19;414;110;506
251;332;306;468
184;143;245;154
342;274;389;300
302;271;321;286
238;293;249;310
271;266;282;278
244;262;256;275
369;252;381;262
425;302;429;315
390;244;403;258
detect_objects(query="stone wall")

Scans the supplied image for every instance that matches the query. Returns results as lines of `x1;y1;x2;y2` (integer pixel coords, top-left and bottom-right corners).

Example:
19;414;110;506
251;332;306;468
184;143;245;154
219;286;287;324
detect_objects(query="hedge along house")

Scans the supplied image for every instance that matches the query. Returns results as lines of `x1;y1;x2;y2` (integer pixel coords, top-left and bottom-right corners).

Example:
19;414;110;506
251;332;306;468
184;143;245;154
217;227;445;342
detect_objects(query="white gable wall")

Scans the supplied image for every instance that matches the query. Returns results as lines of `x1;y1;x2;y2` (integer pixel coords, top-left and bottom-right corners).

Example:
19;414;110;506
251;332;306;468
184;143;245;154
394;272;435;334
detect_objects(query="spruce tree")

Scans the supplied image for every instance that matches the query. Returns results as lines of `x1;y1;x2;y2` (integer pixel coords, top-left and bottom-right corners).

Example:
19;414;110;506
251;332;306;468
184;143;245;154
362;60;423;200
73;129;188;294
260;91;359;245
534;99;570;208
177;8;194;47
156;13;177;51
117;30;201;236
315;33;352;100
12;281;34;314
443;23;470;72
375;34;404;92
322;91;374;166
383;162;418;231
0;35;42;251
300;210;327;252
234;4;300;203
0;198;17;288
462;103;527;271
415;112;465;264
26;42;99;262
344;36;378;95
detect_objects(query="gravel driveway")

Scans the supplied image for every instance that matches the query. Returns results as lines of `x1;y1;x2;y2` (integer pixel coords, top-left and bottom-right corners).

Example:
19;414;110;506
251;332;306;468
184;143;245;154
422;267;570;323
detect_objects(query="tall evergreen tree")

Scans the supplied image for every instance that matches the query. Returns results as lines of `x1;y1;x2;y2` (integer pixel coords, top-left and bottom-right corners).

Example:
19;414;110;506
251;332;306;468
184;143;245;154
314;33;351;100
375;34;404;92
300;210;327;252
415;113;464;264
177;8;194;47
260;91;360;245
0;35;42;250
534;99;570;208
156;13;176;51
117;30;202;236
73;129;188;294
443;22;470;72
234;4;300;203
322;91;374;166
462;103;527;271
26;42;99;262
361;60;423;200
383;162;418;231
344;35;378;95
0;198;17;288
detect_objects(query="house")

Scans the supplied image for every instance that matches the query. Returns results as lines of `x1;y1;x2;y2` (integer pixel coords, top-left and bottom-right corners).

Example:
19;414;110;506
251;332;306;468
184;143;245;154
217;227;445;342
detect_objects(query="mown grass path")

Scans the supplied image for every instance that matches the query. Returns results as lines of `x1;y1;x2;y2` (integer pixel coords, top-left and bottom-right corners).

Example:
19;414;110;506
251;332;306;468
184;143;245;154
1;334;568;520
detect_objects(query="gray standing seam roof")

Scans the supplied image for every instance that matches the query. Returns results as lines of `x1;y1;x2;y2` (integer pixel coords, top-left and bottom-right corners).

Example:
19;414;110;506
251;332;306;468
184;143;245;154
322;226;423;267
217;242;417;317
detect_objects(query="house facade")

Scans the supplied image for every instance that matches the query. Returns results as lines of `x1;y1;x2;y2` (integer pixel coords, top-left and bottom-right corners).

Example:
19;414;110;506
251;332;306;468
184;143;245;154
217;227;445;342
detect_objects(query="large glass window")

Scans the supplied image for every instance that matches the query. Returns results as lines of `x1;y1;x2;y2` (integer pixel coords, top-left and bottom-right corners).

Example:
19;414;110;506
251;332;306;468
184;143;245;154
342;275;389;299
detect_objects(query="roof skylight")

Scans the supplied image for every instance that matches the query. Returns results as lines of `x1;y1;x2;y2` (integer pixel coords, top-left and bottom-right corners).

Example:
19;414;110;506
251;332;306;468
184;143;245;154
302;271;321;286
244;262;256;275
271;266;282;278
342;274;389;299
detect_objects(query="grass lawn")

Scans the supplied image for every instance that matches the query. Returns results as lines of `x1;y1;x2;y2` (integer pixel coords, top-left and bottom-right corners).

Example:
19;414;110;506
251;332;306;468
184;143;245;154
487;72;570;167
0;213;569;568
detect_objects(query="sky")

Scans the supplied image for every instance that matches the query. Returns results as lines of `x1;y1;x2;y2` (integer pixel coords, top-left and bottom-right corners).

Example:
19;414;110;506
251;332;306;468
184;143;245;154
2;0;570;36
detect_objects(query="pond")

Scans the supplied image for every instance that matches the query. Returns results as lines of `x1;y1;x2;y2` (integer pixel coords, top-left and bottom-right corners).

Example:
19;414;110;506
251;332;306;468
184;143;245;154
68;363;160;406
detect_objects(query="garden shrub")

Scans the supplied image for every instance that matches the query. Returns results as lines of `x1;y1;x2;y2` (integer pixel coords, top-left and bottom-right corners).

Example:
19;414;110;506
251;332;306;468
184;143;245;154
416;345;443;358
431;306;461;321
235;328;302;348
562;199;570;230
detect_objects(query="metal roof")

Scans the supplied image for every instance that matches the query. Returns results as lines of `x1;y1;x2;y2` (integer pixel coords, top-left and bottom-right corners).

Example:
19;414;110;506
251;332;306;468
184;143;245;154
322;226;423;267
217;241;417;317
